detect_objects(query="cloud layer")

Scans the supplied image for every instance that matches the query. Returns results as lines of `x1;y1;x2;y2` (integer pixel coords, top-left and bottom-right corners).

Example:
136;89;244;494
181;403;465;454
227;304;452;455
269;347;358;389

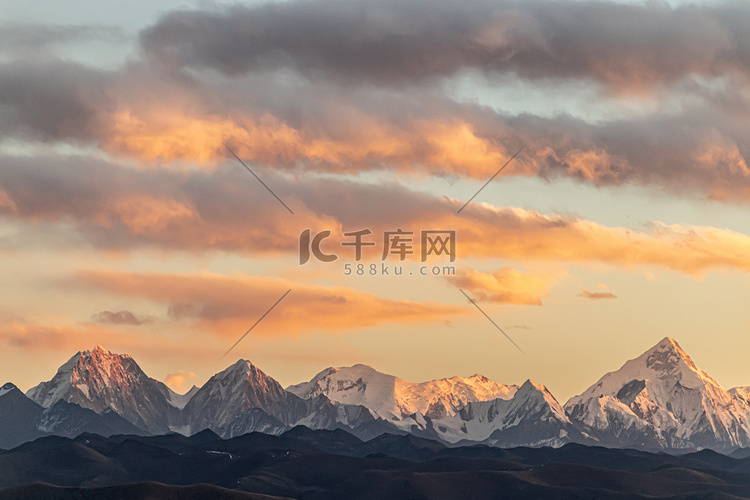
73;271;466;336
140;0;750;91
1;1;750;198
3;155;750;275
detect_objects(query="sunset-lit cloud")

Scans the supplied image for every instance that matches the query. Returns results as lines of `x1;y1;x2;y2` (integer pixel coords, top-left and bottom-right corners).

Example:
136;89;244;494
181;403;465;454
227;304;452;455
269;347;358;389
3;157;750;276
579;290;617;300
91;310;150;326
450;267;553;305
4;48;750;199
5;0;750;402
0;321;130;351
164;370;197;393
72;271;467;336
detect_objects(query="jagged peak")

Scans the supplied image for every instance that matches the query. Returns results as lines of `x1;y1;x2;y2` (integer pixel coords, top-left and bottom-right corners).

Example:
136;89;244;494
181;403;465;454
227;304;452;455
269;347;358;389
61;346;133;371
315;364;384;378
75;347;137;375
517;379;554;397
650;337;687;356
331;364;387;375
308;364;505;387
730;386;750;403
509;379;568;421
642;337;718;386
0;382;17;397
649;337;690;361
565;337;723;411
32;346;148;401
214;359;277;385
224;359;257;373
84;345;131;358
350;363;377;371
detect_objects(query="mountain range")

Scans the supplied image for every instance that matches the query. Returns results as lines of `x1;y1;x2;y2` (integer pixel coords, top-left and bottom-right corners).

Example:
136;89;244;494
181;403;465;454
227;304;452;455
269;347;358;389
3;337;750;454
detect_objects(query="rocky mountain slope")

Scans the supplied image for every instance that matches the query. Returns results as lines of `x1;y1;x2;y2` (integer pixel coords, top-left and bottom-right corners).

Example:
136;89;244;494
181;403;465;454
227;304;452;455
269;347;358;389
565;337;750;452
2;338;748;453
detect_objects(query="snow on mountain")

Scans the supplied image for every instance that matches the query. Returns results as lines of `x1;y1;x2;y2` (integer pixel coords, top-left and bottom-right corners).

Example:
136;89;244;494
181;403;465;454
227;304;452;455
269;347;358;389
418;379;584;446
183;359;306;437
166;385;199;410
182;360;395;440
0;382;15;398
12;338;750;452
730;386;750;404
565;337;750;451
286;364;517;421
26;345;178;434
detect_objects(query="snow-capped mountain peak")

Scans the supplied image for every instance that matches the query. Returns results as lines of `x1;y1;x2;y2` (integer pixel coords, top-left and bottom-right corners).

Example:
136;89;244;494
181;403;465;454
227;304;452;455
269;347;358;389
565;337;750;451
420;378;579;446
210;359;286;399
165;385;199;410
287;364;517;421
26;346;177;433
0;382;17;397
516;379;567;420
10;338;750;452
181;359;303;437
640;337;718;388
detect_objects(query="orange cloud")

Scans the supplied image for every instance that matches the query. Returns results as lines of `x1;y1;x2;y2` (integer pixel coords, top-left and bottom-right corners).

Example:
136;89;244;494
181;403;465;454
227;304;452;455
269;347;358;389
164;370;197;393
449;267;553;305
72;271;467;337
445;206;750;276
10;46;750;201
104;106;510;180
0;319;258;384
108;111;304;167
0;321;133;351
580;290;617;300
6;155;750;275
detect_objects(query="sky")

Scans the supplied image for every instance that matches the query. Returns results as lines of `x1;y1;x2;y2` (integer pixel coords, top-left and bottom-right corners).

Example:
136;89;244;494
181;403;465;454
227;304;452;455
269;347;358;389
2;0;750;402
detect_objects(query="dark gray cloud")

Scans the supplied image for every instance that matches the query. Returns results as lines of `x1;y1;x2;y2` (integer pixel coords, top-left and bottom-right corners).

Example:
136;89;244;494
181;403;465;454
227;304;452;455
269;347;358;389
0;60;112;142
140;0;750;89
1;5;750;203
1;57;750;201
